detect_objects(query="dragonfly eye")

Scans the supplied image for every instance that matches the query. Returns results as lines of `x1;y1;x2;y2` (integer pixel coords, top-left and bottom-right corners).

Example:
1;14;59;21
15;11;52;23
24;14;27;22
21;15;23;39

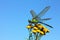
28;20;31;23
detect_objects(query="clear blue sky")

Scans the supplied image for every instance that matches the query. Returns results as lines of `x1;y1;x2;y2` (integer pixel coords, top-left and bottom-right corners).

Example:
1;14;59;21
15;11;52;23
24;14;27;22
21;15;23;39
0;0;60;40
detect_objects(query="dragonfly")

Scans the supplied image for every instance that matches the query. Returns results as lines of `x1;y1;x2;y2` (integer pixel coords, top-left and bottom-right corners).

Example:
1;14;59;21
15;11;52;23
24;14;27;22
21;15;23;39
28;6;53;28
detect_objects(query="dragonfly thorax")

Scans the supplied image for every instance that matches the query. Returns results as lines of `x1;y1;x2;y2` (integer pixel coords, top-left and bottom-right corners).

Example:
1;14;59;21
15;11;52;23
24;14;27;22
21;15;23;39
31;18;38;23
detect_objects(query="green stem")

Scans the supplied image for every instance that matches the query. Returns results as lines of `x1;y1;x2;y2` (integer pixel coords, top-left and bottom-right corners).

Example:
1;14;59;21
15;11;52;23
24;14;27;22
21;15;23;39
28;29;33;40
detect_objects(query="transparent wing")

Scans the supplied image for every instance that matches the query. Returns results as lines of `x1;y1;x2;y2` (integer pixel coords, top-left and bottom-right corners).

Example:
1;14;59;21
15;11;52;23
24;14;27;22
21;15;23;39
36;18;51;22
41;18;51;21
30;10;37;18
35;6;50;19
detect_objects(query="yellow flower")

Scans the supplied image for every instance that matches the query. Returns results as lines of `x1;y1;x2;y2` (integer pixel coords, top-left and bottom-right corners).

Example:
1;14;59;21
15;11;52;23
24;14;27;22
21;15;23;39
33;27;38;30
32;30;37;33
38;25;43;29
35;24;45;29
43;28;50;33
36;30;44;35
26;25;32;29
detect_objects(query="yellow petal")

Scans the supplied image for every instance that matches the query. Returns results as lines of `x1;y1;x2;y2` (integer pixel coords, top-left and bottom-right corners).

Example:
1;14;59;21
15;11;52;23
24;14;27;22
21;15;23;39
32;30;37;33
43;28;50;33
26;26;32;29
33;27;38;30
36;30;44;35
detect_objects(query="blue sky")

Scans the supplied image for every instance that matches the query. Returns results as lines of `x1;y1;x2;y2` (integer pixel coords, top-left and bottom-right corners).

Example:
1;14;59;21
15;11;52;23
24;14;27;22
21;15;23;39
0;0;60;40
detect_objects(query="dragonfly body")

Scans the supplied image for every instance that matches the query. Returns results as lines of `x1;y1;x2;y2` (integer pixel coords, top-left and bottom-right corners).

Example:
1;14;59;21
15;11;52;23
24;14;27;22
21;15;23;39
27;6;53;40
28;19;38;23
28;6;53;28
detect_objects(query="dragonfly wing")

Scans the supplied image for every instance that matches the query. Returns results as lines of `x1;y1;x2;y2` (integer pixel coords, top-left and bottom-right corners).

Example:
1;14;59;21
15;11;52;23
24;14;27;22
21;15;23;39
30;10;37;18
35;6;50;19
37;18;51;23
41;18;51;21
